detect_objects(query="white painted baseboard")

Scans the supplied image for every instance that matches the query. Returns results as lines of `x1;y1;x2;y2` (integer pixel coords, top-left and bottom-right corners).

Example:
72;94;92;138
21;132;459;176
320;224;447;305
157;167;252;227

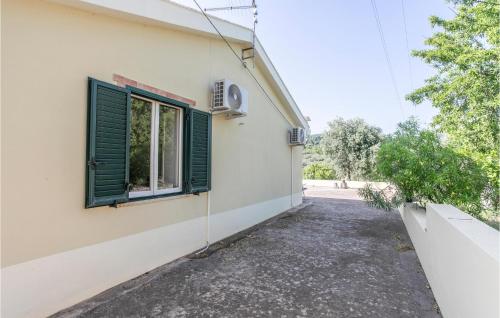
210;193;301;243
292;192;303;207
1;193;303;318
1;217;206;318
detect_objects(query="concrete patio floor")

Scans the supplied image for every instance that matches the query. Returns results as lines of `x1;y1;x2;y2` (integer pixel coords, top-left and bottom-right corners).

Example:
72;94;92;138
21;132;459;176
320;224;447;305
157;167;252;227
53;187;440;318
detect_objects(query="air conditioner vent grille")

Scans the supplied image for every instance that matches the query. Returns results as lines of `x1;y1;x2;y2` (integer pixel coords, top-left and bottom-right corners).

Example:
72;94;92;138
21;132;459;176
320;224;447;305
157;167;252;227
289;127;306;145
210;79;248;118
213;81;224;108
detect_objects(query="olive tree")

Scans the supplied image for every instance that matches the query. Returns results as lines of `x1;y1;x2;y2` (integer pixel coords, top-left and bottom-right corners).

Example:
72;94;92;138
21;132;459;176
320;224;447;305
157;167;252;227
321;117;383;180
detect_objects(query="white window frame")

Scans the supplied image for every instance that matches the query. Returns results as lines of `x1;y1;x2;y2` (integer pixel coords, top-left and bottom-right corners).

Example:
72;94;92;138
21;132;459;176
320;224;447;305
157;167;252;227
129;95;183;198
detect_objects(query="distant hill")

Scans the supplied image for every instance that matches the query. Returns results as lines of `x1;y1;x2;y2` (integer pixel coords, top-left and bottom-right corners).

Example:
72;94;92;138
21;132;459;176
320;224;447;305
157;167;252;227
306;133;323;146
303;133;333;169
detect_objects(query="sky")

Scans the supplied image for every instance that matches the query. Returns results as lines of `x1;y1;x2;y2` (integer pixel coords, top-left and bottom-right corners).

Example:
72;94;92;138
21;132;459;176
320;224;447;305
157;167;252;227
172;0;454;134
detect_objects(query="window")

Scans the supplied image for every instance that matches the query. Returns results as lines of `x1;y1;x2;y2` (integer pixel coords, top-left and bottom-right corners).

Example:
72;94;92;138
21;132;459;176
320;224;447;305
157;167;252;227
129;96;183;197
85;78;211;208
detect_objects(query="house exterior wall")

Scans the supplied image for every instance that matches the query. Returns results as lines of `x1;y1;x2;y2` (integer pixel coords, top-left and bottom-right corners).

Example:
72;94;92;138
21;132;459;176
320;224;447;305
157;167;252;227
1;0;304;316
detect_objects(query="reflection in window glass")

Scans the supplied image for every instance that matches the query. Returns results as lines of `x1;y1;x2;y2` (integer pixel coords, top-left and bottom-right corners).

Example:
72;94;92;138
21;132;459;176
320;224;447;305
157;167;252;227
158;105;180;190
130;98;152;192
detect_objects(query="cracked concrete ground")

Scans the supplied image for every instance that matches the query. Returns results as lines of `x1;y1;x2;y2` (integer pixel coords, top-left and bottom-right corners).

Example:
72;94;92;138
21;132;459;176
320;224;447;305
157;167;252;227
53;187;440;318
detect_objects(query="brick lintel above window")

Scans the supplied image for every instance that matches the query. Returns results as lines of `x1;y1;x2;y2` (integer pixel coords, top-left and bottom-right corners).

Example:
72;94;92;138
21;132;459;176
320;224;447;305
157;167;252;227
113;74;196;106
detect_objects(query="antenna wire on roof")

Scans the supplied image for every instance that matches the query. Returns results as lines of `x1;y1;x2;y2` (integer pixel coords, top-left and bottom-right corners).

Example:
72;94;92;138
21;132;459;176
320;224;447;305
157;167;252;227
192;0;294;126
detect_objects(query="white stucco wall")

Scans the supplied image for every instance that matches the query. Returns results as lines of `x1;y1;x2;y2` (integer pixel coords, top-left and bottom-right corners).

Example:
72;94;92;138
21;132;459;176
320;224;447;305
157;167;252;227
1;0;305;316
400;204;499;318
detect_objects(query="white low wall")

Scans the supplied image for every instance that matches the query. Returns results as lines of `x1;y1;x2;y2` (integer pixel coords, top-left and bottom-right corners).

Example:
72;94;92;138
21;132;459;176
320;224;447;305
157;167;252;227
399;204;499;318
303;179;388;189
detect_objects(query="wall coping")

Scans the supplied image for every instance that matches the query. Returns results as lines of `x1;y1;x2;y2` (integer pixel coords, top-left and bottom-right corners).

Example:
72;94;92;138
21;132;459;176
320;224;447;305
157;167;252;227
427;204;499;262
401;203;499;318
303;179;389;190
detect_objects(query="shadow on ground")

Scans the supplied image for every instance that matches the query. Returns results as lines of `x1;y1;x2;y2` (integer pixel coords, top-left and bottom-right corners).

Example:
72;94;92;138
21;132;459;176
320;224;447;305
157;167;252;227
52;188;440;318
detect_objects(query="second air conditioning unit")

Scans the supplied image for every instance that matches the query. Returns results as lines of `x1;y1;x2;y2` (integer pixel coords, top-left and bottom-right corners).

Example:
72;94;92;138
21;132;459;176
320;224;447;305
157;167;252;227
289;127;306;145
211;79;248;118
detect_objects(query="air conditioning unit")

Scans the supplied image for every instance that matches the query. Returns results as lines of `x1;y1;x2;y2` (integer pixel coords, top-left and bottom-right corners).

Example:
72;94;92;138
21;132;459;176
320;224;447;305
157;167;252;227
289;127;306;145
211;79;248;118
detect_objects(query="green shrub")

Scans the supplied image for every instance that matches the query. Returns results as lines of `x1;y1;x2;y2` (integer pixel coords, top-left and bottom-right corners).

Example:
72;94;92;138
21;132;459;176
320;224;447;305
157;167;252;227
358;184;403;211
304;163;335;180
374;118;488;215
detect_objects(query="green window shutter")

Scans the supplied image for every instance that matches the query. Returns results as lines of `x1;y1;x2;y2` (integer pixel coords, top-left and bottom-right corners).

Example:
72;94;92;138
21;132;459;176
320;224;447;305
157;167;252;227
86;78;131;208
187;109;212;193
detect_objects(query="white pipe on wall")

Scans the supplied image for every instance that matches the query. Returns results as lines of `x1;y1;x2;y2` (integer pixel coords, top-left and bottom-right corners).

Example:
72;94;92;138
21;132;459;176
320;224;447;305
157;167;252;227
206;190;211;244
290;146;293;208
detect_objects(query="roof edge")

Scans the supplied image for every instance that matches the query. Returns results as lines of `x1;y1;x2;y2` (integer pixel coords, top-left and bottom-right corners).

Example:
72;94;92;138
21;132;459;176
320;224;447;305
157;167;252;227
47;0;309;129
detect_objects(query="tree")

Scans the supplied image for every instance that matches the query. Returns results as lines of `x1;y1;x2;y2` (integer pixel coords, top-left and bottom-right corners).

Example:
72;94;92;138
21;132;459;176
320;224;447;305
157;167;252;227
130;98;152;189
306;134;323;146
374;118;487;215
407;0;499;208
303;162;336;180
303;133;336;172
321;118;383;180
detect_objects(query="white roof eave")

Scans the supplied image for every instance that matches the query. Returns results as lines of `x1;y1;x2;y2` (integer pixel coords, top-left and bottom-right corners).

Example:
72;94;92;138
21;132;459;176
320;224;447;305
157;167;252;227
49;0;309;129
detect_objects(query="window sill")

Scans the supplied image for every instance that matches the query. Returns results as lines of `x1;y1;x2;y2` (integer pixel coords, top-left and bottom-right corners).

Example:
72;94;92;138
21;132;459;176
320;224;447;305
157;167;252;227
116;193;191;208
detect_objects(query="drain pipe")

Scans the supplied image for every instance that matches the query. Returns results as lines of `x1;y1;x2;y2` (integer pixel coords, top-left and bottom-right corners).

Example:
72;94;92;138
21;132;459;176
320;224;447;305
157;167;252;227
195;40;213;256
290;146;293;208
195;190;211;255
206;189;211;244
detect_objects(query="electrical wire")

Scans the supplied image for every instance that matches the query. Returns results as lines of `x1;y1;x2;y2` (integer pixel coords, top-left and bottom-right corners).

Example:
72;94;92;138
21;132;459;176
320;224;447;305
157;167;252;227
192;0;293;126
401;0;416;115
370;0;405;118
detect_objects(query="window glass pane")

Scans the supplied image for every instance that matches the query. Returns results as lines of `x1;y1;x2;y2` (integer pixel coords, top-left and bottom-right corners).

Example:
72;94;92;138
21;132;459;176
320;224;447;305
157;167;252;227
130;97;152;192
158;105;180;190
